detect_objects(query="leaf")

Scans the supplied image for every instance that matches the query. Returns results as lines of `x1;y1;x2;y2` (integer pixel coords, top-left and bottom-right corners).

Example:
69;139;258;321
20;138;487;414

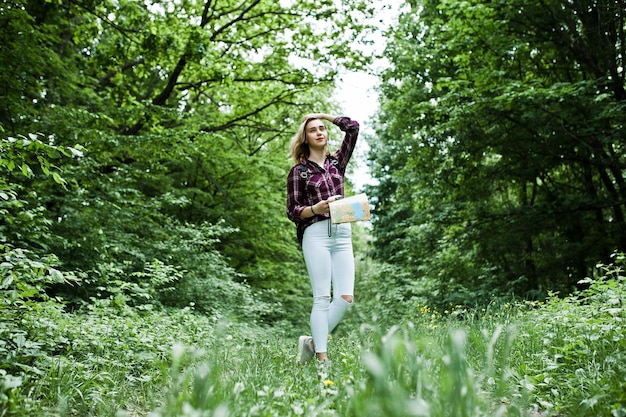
48;267;65;283
52;172;66;186
1;275;14;290
69;146;84;157
21;163;33;178
37;156;50;175
1;374;23;389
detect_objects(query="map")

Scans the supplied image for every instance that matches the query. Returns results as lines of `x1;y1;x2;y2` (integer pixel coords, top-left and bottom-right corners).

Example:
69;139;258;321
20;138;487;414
329;193;371;224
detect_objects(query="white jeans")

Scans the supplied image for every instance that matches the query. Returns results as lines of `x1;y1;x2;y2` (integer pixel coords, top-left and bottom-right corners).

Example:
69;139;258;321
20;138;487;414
302;219;354;353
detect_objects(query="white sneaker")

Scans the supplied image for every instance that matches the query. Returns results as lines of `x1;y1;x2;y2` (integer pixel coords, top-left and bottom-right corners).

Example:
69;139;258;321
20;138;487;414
296;336;314;365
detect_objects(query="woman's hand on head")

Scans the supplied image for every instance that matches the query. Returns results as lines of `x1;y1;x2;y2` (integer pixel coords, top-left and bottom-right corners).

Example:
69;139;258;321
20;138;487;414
302;113;322;122
302;113;335;122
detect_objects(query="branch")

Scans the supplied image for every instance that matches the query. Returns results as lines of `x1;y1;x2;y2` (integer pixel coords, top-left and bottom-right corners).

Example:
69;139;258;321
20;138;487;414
98;57;145;86
176;71;315;92
69;0;141;41
199;91;296;133
122;0;270;135
209;0;263;40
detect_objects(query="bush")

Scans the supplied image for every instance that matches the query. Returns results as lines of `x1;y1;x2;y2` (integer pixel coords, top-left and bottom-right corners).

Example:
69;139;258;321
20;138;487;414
0;245;78;415
514;253;626;416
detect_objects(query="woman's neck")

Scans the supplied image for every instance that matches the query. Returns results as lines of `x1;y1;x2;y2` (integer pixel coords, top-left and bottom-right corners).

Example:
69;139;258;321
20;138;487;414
308;149;326;166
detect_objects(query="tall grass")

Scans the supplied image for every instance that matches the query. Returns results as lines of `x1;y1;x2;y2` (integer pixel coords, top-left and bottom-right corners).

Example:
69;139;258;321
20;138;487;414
2;258;625;416
141;315;530;417
145;256;625;417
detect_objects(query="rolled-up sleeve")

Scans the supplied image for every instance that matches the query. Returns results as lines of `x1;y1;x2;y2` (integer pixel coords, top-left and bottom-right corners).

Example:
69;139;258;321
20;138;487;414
333;117;360;173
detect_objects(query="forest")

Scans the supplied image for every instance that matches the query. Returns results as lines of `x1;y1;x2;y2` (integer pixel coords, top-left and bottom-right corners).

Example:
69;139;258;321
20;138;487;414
1;0;625;416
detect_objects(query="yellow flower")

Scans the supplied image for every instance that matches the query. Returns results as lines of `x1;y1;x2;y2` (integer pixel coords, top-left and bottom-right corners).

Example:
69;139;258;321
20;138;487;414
323;379;334;386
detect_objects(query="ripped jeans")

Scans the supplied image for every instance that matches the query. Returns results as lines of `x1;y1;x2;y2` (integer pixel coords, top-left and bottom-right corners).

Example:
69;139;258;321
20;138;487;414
302;219;355;353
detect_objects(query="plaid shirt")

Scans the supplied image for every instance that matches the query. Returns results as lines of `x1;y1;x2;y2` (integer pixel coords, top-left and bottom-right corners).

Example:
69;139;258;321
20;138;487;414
286;116;360;229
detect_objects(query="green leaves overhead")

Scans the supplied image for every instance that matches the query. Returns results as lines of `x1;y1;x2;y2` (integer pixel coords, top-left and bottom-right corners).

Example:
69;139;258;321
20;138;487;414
1;0;376;317
370;0;626;304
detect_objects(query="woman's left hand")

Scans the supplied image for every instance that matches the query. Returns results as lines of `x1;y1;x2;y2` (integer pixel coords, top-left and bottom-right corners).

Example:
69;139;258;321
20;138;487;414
317;195;341;214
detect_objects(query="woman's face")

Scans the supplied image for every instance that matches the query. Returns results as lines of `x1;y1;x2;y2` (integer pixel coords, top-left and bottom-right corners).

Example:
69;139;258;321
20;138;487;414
304;119;328;150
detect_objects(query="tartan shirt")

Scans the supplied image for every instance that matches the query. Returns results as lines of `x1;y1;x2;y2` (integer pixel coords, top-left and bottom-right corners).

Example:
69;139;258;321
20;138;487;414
286;116;360;230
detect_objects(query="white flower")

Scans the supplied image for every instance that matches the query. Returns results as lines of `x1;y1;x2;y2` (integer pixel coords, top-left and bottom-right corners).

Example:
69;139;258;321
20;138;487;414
233;382;245;395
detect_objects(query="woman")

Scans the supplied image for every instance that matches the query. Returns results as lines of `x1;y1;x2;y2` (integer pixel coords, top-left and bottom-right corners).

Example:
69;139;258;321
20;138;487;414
286;113;360;366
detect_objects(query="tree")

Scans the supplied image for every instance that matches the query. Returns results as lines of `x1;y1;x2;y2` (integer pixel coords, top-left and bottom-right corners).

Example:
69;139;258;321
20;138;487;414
369;0;626;306
0;0;376;321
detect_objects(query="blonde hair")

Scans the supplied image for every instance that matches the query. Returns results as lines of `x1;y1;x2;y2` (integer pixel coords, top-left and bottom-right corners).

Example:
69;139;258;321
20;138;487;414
288;118;330;163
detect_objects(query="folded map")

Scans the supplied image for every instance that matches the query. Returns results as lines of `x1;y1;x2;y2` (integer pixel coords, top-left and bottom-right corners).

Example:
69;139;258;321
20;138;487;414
328;193;371;224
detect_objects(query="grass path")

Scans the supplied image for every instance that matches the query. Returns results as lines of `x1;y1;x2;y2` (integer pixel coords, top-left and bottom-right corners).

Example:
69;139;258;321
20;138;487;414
140;317;535;417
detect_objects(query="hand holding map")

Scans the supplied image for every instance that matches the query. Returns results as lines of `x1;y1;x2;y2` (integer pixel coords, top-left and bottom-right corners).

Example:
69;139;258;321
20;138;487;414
328;193;371;224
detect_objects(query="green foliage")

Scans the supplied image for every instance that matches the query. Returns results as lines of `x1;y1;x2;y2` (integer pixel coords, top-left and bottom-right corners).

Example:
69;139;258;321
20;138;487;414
0;133;81;249
347;324;527;417
1;303;220;416
3;253;625;416
514;253;626;416
0;245;77;415
370;0;626;302
149;322;527;417
0;0;377;326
